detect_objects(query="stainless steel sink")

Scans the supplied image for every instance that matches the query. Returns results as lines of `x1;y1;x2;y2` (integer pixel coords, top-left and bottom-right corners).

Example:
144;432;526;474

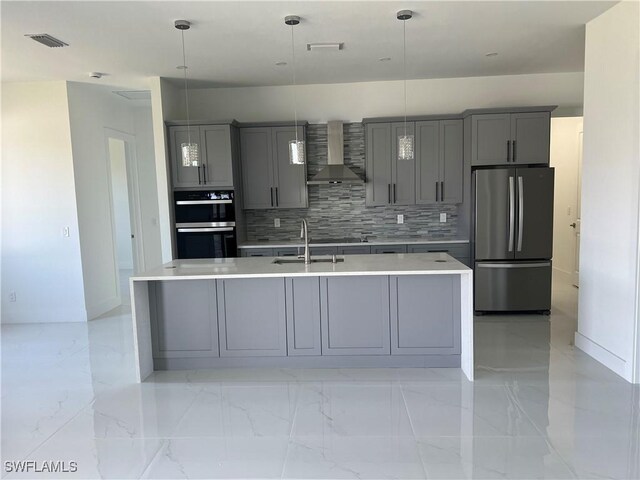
272;257;345;265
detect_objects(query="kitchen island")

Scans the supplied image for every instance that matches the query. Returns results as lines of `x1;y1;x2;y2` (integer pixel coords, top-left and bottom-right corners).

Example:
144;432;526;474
130;253;474;382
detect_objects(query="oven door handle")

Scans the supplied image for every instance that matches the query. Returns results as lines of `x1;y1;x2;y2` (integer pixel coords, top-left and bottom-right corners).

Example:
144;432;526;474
177;227;235;233
176;222;236;228
175;200;233;205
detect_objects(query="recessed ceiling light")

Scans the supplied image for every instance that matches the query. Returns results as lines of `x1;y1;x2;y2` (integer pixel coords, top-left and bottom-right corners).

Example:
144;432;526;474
485;52;498;57
275;61;287;66
379;57;392;62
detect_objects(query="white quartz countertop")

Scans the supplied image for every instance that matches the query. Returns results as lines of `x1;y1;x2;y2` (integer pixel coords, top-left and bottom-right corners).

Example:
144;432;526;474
238;238;469;249
131;253;471;281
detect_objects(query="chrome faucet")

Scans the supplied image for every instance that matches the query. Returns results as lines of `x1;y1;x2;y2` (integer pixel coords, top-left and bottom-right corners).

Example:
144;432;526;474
299;219;311;264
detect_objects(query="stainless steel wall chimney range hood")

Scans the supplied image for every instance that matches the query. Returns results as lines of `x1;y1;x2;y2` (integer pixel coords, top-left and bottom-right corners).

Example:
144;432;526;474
307;121;364;185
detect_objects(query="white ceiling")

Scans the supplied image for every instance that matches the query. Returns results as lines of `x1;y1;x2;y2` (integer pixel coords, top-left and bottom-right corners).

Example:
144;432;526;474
1;1;616;91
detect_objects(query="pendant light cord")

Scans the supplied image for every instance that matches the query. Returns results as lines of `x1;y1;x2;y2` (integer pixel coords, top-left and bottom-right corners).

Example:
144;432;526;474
181;29;192;147
290;24;299;143
403;18;408;138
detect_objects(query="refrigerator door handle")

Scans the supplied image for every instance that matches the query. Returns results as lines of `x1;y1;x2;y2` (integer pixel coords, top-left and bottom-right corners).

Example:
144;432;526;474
517;176;524;252
508;176;515;252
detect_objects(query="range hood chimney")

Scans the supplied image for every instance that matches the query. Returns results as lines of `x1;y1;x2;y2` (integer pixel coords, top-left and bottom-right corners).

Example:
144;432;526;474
307;121;364;185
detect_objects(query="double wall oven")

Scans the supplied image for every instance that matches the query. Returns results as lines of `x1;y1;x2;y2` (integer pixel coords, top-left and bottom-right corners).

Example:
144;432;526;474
174;191;237;259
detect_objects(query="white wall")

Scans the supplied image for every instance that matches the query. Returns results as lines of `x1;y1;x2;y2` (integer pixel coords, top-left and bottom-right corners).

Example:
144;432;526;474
576;1;640;383
66;82;139;318
183;72;584;123
149;77;182;263
133;106;163;271
107;137;134;270
1;82;87;323
550;117;583;278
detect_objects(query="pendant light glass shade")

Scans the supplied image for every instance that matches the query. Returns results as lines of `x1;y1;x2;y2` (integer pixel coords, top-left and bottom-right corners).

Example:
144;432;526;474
181;142;199;167
285;15;305;165
289;140;306;165
175;20;198;168
398;135;414;161
397;10;413;161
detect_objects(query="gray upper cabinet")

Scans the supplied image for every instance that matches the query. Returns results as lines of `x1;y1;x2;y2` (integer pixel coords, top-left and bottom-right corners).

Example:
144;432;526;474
150;280;219;359
169;124;235;189
415;120;463;205
320;276;391;355
390;275;460;355
365;123;393;206
366;122;416;206
510;113;551;165
471;111;550;166
240;126;308;209
217;278;287;357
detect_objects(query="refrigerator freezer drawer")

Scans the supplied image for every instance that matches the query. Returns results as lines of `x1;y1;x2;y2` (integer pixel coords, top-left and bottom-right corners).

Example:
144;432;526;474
474;261;552;312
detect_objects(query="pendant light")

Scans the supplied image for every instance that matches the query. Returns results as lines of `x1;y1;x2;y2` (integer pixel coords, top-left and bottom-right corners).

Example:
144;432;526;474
175;20;198;168
285;15;305;165
397;10;414;161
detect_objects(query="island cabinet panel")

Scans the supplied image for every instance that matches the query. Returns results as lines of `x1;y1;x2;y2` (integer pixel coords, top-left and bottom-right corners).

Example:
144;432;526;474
217;278;287;357
390;275;461;355
320;276;391;355
286;278;322;356
150;280;219;358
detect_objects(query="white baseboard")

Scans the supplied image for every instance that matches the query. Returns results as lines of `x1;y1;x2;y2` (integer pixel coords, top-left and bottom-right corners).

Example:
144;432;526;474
86;295;121;320
575;332;631;382
1;306;88;324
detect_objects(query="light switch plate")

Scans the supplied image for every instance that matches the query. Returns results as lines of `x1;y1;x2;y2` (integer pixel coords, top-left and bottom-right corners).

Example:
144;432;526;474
274;218;281;228
397;214;404;224
440;213;447;223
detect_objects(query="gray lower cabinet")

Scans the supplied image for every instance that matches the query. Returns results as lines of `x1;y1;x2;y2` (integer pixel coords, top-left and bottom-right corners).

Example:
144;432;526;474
240;125;308;209
217;278;287;356
337;245;371;255
320;276;390;355
371;244;408;254
310;246;338;256
286;277;322;356
274;247;300;257
390;275;461;355
150;280;218;358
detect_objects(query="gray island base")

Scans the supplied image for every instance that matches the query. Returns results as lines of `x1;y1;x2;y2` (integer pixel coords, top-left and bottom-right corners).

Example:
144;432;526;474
130;253;474;382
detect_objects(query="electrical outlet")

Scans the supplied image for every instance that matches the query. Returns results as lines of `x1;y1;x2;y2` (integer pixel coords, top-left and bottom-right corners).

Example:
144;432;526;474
440;213;447;223
62;226;70;237
397;214;404;224
274;218;281;228
9;291;16;302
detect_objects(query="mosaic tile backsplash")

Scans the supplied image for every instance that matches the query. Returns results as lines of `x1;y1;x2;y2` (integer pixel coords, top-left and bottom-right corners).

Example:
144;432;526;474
244;123;460;242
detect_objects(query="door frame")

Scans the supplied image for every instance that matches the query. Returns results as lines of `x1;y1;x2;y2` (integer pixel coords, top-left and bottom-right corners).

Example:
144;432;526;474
104;128;146;279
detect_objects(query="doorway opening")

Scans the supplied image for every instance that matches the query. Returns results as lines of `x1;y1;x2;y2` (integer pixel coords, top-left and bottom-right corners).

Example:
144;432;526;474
549;116;583;327
105;130;144;308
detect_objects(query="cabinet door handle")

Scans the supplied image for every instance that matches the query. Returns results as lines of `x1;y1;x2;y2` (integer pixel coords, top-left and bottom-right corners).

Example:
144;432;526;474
393;184;397;203
512;140;517;163
202;164;207;184
507;140;511;162
435;182;439;202
388;184;391;204
440;181;444;201
275;187;279;207
270;187;274;207
197;165;202;184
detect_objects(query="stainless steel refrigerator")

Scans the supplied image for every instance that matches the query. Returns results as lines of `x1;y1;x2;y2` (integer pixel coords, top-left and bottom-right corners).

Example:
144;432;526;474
472;167;554;313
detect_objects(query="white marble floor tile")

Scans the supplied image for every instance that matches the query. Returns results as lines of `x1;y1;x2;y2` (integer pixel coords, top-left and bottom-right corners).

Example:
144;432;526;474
417;436;577;479
293;383;414;437
401;384;541;437
173;383;299;438
141;437;289;479
283;436;426;479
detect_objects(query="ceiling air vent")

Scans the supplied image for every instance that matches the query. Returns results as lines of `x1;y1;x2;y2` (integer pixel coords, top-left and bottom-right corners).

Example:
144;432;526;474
25;33;68;48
